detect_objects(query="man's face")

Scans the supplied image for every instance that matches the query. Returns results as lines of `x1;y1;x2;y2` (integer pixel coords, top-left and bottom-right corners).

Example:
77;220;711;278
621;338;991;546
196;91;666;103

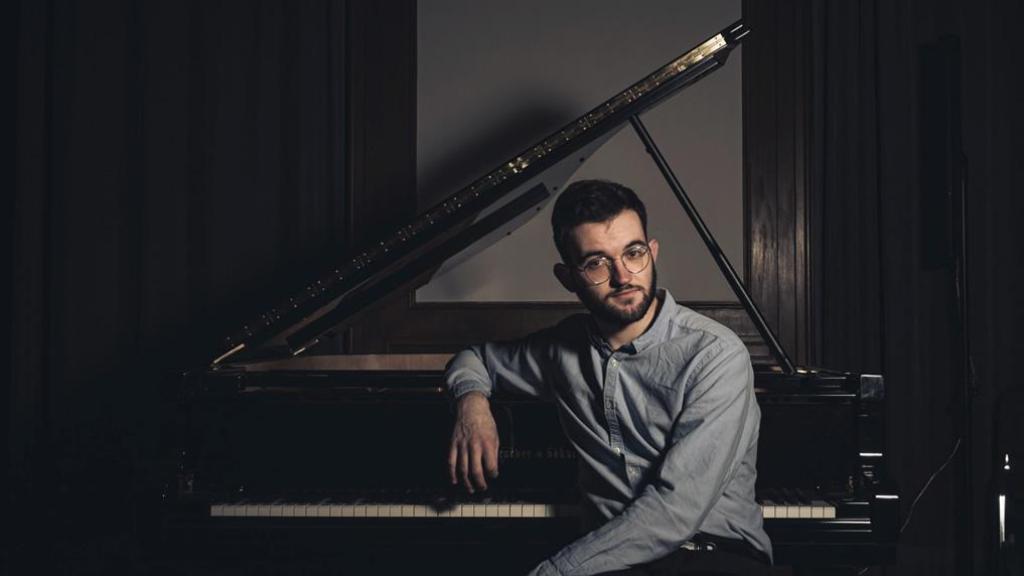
559;210;659;326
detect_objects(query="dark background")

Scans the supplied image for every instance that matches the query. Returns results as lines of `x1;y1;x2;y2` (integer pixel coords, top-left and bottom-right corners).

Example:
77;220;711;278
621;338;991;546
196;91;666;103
9;0;1022;574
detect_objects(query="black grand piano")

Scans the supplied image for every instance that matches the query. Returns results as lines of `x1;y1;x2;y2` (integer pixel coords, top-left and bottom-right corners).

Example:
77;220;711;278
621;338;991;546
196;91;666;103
162;20;900;575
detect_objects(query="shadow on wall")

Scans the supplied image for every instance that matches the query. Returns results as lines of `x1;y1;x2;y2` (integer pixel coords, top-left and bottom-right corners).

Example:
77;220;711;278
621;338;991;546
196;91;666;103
417;101;576;210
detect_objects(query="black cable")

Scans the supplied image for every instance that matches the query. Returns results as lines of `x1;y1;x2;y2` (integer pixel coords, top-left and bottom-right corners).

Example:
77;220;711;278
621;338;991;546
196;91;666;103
900;437;963;535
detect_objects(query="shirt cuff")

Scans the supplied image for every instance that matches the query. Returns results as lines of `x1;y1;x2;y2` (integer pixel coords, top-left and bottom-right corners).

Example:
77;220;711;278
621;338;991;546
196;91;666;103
448;379;492;399
527;559;563;576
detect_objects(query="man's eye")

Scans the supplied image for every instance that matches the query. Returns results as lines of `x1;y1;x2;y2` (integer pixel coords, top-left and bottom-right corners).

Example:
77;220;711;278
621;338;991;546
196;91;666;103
582;259;606;271
624;247;645;260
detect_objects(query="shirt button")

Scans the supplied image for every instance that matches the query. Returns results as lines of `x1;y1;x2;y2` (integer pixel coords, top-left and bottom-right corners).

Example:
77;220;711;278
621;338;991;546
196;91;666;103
614;447;622;456
609;358;618;366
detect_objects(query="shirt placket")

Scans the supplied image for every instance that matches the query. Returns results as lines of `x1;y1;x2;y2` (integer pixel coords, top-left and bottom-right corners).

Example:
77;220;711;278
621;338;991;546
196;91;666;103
603;355;628;480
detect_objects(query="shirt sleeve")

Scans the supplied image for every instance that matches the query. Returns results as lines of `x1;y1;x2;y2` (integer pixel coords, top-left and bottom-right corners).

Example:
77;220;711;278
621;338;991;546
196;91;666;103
532;339;758;575
444;327;558;401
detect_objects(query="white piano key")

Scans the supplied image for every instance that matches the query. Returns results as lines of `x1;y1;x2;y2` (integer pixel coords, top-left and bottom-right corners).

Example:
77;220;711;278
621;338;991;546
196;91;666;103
810;500;826;519
785;504;800;519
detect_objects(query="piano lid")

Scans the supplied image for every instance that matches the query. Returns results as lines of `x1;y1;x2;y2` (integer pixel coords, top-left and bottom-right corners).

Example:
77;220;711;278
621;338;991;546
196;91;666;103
212;20;749;367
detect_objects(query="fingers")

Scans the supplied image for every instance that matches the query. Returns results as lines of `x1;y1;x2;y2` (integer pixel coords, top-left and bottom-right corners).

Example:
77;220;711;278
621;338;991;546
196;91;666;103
448;437;498;493
458;441;471;492
448;442;458;486
470;442;487;492
483;440;499;480
447;400;500;493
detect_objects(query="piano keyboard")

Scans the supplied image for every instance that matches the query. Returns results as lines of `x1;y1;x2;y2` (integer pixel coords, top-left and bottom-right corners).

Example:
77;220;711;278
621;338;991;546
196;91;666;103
759;499;836;519
210;499;836;520
210;501;575;519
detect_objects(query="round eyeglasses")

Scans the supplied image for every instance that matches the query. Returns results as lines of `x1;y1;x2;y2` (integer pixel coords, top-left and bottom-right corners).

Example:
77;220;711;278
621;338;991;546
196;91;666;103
574;243;652;286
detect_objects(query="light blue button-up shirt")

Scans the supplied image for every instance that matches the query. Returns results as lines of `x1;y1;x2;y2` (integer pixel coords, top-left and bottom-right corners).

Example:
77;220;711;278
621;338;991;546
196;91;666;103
445;289;770;575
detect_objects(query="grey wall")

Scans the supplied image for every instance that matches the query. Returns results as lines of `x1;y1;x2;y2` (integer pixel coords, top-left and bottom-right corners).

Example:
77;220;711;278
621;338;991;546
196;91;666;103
416;0;743;302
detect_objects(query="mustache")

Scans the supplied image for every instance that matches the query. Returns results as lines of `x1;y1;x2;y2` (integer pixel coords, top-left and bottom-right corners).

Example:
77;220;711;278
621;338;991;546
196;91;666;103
607;285;644;297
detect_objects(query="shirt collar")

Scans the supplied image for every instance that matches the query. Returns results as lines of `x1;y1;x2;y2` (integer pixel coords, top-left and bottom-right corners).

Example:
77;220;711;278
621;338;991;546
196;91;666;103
587;288;675;356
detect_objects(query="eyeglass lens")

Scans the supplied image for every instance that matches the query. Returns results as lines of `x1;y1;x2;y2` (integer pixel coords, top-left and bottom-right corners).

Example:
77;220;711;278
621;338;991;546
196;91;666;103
582;246;650;285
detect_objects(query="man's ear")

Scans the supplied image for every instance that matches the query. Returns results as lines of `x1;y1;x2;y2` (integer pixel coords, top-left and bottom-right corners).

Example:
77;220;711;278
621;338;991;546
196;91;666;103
648;238;659;263
553;263;576;293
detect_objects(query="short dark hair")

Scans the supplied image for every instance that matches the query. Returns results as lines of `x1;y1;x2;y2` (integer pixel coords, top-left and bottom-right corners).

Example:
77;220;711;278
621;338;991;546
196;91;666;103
551;179;648;263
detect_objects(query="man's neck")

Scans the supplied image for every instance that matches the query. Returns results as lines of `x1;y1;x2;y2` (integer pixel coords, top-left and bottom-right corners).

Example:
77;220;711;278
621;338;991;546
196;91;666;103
595;292;663;351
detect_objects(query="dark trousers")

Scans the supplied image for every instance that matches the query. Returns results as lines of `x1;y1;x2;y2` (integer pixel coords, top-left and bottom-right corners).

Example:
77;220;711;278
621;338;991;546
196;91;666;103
596;534;770;576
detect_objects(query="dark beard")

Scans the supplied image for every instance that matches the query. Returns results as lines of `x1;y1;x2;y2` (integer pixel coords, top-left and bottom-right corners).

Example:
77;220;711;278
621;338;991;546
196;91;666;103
579;266;658;326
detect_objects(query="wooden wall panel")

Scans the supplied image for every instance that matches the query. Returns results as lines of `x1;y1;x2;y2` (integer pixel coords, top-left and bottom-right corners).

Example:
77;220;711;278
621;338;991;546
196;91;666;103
743;0;814;367
342;0;418;353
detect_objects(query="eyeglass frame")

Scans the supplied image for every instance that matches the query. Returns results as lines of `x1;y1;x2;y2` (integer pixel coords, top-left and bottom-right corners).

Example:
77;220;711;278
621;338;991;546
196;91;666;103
572;241;653;286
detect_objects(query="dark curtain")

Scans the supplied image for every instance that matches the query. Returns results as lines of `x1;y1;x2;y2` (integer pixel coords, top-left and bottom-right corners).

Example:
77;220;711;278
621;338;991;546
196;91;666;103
12;0;347;570
745;0;1022;574
806;1;1022;575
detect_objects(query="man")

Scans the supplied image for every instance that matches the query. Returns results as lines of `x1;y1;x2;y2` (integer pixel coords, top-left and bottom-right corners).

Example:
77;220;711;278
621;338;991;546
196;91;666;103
445;180;770;575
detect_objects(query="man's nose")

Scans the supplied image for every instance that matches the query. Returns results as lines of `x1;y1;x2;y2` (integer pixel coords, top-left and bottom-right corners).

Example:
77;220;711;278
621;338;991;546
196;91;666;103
609;259;633;285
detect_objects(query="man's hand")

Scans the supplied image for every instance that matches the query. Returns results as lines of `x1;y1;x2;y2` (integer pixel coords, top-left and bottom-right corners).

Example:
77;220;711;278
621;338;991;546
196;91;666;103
448;391;500;493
